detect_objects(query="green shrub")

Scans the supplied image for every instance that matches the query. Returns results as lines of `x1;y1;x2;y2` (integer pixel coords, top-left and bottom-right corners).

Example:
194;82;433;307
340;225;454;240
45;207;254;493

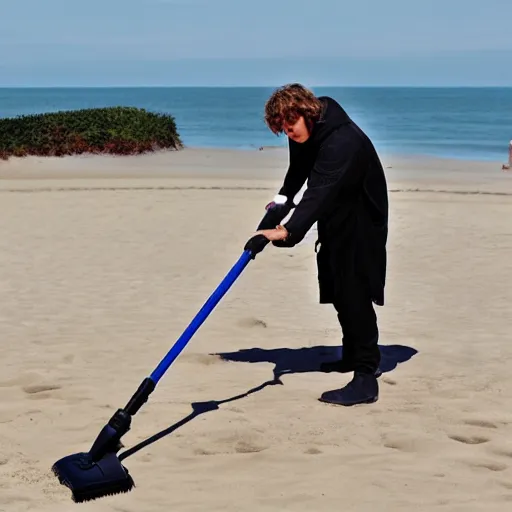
0;106;183;160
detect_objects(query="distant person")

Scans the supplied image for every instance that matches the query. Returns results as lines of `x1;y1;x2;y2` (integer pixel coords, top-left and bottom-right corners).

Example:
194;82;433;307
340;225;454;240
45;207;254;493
255;83;389;406
504;140;512;170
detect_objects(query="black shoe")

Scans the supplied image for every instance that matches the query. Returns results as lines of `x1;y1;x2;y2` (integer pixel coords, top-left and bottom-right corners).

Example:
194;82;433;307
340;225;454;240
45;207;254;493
320;360;382;378
318;371;379;406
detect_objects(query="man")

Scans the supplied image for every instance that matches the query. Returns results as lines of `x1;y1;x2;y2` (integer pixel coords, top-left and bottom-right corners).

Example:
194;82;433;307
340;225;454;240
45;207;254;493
255;83;389;406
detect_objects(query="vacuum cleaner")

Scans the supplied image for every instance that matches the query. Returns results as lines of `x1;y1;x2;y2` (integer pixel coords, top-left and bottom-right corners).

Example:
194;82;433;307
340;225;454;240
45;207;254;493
51;197;294;503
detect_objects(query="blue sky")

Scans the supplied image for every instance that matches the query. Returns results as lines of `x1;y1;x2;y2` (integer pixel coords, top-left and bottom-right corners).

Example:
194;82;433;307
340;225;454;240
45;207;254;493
1;0;511;86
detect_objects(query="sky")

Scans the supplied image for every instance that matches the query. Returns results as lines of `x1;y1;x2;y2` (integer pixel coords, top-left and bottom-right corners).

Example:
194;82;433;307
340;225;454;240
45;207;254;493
0;0;511;86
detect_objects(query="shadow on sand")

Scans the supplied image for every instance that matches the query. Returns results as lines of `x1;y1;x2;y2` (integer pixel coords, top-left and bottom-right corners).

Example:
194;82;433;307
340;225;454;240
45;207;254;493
214;344;418;381
119;344;418;461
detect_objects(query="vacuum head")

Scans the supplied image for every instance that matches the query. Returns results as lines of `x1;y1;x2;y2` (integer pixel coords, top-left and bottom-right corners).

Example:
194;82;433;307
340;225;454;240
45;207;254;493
52;451;134;503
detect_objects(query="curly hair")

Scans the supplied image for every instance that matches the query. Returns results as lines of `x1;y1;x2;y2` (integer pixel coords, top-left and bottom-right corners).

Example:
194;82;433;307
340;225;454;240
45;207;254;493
264;83;324;135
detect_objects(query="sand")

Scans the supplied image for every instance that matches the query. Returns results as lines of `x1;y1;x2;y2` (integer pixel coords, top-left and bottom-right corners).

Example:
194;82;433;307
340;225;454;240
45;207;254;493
0;148;511;511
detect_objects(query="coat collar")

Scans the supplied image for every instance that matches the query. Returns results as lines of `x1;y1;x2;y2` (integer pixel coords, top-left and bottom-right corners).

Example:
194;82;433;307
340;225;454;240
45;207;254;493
310;96;352;144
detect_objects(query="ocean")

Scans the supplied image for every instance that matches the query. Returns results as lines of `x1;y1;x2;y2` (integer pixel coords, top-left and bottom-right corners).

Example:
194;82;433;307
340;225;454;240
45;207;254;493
1;87;511;161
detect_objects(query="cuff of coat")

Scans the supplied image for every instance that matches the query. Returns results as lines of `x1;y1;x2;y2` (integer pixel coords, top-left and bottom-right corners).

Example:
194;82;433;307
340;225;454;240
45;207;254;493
273;221;304;247
272;238;296;248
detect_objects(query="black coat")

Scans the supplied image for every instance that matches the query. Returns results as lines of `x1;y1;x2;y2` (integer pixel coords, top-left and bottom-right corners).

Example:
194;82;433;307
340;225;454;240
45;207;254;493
276;96;389;306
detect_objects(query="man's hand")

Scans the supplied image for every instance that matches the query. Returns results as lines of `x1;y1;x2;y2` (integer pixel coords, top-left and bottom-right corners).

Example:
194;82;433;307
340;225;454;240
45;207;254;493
254;225;289;242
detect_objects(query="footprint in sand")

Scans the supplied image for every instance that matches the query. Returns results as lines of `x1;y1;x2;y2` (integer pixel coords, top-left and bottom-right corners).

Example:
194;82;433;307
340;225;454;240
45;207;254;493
382;435;430;452
448;434;490;445
234;440;267;454
194;447;215;456
237;317;268;329
22;384;62;400
196;434;269;456
23;384;61;394
305;447;322;455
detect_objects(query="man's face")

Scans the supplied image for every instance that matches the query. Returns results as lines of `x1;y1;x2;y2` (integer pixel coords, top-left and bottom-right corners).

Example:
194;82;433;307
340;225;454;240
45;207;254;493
283;116;310;143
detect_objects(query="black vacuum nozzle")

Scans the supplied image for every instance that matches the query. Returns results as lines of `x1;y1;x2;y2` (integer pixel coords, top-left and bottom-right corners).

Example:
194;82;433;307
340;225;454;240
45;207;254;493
52;378;157;502
52;451;134;503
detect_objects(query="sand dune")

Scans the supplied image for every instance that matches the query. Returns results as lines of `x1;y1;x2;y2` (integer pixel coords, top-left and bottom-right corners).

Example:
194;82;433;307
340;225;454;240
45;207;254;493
0;149;511;511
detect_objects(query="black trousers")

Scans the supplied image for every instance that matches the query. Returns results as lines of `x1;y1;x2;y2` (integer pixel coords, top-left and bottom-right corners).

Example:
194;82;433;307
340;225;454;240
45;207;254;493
317;241;381;373
332;273;381;373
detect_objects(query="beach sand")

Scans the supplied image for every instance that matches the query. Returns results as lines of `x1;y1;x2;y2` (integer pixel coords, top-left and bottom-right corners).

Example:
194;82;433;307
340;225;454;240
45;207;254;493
0;148;511;511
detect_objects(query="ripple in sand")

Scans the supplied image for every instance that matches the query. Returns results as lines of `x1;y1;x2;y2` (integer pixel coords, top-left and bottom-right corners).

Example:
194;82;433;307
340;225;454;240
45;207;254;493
464;419;498;429
490;447;512;459
469;461;507;472
449;434;490;445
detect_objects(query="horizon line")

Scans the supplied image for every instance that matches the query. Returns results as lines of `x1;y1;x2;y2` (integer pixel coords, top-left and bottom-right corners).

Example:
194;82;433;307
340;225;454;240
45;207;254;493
2;84;512;89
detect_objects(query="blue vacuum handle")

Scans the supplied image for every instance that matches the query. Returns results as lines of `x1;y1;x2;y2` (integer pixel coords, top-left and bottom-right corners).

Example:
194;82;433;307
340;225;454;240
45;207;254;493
149;249;253;384
149;200;293;385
